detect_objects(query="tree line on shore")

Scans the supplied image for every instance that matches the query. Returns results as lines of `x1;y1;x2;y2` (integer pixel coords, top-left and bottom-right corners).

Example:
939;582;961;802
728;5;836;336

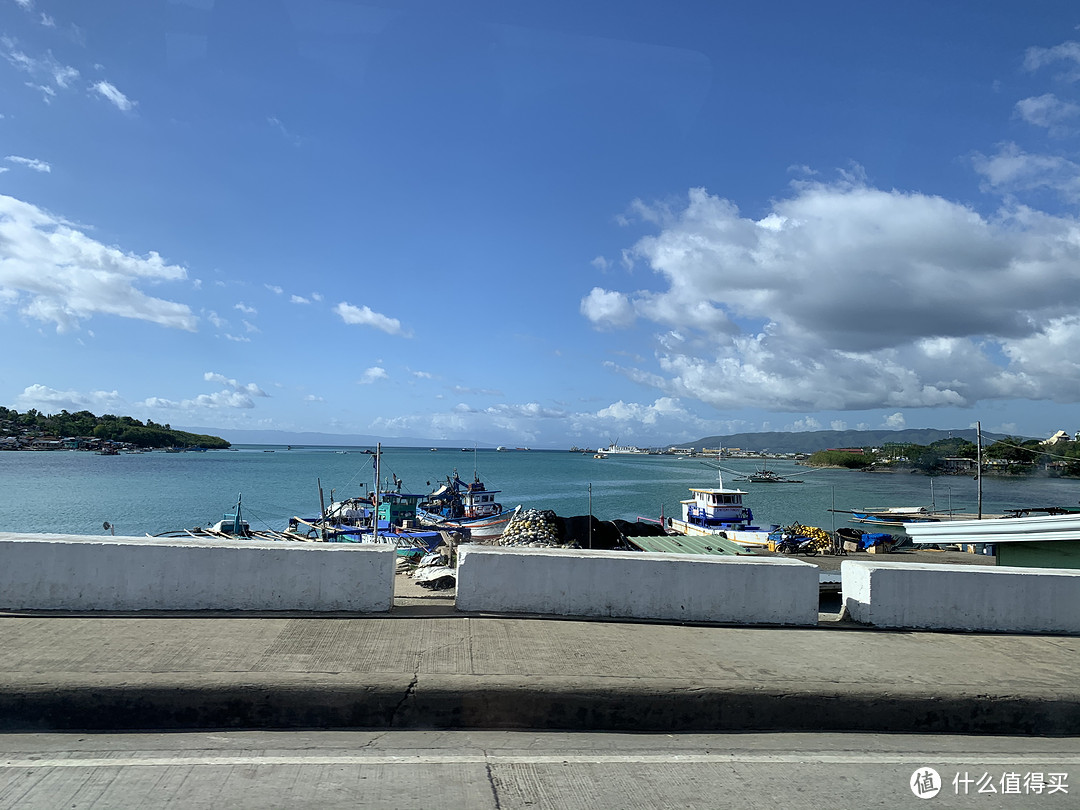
0;407;230;450
805;436;1080;476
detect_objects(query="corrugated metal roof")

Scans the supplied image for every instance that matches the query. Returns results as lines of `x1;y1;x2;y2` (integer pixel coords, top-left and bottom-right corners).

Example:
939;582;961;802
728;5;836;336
907;513;1080;543
628;534;747;556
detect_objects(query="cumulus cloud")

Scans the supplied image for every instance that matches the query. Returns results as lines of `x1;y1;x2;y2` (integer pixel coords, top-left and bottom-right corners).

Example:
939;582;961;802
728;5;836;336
974;143;1080;201
15;384;123;414
290;294;310;304
0;194;196;332
1015;93;1080;135
92;80;134;111
140;374;269;412
583;182;1080;413
1024;40;1080;82
4;155;51;172
580;287;636;329
203;372;268;399
359;366;388;384
234;302;256;315
370;395;719;447
334;302;411;336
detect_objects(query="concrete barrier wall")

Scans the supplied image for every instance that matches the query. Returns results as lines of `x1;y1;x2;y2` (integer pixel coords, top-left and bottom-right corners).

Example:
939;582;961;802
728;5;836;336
842;560;1080;633
456;546;819;625
0;533;395;612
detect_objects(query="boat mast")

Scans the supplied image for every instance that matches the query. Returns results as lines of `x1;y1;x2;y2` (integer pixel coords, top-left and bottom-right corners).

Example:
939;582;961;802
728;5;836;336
235;492;245;537
374;442;381;540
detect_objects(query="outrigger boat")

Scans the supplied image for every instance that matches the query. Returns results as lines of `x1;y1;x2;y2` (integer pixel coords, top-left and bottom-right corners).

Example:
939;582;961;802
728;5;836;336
830;506;941;527
151;493;289;541
416;469;517;540
734;459;803;484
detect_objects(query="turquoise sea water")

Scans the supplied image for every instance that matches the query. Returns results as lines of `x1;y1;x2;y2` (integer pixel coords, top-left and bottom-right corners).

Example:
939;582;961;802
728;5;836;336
2;446;1079;537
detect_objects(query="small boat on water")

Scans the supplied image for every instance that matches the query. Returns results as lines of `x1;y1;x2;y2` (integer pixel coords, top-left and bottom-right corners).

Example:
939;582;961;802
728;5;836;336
416;470;517;540
151;493;287;541
734;461;803;484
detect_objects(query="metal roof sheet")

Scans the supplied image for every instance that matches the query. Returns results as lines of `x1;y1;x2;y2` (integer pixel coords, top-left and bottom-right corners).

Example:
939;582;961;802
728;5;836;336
628;534;747;556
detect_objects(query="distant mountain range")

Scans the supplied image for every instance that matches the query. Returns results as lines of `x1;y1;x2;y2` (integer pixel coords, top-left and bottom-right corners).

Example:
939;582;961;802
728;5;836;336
177;426;1020;453
174;427;485;449
681;428;1014;455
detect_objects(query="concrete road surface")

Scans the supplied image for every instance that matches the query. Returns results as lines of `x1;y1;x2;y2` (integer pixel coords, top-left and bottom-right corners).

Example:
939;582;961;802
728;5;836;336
2;731;1079;809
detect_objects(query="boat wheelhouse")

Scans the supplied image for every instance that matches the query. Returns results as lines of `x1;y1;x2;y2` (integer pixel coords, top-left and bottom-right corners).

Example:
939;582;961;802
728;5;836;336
678;485;754;531
417;470;516;539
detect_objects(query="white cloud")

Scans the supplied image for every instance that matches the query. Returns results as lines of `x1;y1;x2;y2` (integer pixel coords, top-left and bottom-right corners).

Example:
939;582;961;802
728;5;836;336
359;366;388;384
311;292;323;302
334;302;411;336
0;194;196;332
882;412;906;429
290;294;310;304
15;384;123;414
92;80;134;111
1015;93;1080;135
586;182;1080;413
1024;40;1080;82
580;287;636;329
973;143;1080;202
304;394;324;402
1;38;80;102
370;395;718;447
265;284;283;294
5;155;51;172
140;374;269;412
202;372;268;399
234;302;256;315
267;115;301;146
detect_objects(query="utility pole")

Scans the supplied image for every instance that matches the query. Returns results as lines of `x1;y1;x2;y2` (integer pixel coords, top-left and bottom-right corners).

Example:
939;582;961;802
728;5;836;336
976;421;983;520
588;483;592;550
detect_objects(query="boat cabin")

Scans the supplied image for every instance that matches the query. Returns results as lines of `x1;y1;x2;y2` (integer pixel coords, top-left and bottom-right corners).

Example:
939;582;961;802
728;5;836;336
376;492;423;527
681;486;753;529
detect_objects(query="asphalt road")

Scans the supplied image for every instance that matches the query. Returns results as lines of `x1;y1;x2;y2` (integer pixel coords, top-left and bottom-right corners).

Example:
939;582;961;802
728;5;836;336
2;731;1079;809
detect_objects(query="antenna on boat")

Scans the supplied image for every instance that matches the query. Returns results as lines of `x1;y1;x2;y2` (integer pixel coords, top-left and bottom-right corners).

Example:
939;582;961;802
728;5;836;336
374;442;382;541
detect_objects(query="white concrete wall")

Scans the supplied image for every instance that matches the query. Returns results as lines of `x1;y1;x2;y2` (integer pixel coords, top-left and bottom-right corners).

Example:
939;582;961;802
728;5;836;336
0;533;395;612
456;546;819;625
842;560;1080;633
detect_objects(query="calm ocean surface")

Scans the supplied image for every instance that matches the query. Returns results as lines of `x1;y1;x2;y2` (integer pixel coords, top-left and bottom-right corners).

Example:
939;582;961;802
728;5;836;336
3;446;1079;537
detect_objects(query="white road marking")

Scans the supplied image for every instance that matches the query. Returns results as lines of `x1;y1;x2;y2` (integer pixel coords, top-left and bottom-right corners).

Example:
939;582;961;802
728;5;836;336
3;753;1080;769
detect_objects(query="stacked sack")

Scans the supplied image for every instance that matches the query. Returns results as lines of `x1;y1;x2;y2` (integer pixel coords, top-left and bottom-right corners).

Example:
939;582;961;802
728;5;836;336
499;508;562;547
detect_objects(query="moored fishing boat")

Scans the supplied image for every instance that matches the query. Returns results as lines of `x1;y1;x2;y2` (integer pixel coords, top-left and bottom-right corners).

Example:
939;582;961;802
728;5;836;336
417;470;517;540
834;506;941;527
666;473;771;548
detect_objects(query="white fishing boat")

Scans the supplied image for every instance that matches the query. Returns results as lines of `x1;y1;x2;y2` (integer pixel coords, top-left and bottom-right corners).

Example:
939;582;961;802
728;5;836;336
666;472;771;548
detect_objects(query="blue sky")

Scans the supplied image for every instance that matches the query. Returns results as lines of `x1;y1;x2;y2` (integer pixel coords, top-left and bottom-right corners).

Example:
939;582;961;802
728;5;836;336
2;0;1080;448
